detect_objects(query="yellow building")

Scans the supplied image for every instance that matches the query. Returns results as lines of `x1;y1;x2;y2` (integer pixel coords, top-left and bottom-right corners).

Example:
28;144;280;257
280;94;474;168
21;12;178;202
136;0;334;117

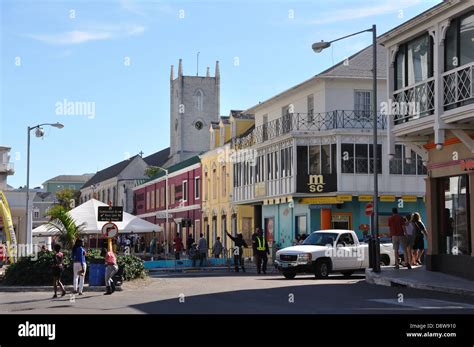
201;111;255;256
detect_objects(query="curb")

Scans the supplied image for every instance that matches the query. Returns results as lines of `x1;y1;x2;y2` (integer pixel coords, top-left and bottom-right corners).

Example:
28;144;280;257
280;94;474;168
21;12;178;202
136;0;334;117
0;285;123;293
365;269;474;297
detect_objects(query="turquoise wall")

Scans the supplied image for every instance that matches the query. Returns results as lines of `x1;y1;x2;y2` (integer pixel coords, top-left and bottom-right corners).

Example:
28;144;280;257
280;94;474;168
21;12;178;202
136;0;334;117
261;198;426;244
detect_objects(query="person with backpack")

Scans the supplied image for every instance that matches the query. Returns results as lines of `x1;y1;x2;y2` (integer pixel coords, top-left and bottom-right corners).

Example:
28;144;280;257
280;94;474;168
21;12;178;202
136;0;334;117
412;212;428;265
52;244;66;298
226;231;248;272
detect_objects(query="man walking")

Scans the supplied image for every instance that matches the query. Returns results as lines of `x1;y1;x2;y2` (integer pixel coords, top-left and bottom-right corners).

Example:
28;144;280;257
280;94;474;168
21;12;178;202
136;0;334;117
198;233;208;267
388;207;411;269
226;231;248;272
253;229;270;274
173;233;183;260
212;237;223;258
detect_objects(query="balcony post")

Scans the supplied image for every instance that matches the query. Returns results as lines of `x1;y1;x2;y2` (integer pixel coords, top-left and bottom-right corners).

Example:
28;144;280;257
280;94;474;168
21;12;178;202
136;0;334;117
432;23;447;146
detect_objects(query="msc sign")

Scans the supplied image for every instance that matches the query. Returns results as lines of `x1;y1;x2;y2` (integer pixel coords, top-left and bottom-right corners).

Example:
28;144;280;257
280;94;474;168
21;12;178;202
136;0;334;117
297;173;337;193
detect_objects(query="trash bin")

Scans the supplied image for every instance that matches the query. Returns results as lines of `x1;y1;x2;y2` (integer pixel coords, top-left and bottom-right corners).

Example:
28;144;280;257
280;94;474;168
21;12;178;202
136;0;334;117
89;263;105;286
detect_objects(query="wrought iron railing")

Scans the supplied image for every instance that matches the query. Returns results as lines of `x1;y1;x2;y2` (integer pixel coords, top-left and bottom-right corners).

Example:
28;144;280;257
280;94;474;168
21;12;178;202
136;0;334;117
443;62;474;108
393;77;435;125
232;110;386;149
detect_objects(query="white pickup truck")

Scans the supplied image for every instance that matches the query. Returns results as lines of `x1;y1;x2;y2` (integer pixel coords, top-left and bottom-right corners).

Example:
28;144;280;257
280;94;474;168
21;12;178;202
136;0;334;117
275;229;395;279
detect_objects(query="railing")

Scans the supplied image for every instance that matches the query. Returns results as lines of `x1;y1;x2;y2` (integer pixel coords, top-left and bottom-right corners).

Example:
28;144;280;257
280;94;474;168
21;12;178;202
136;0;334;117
0;162;14;173
232;110;386;149
393;77;435;125
443;62;474;108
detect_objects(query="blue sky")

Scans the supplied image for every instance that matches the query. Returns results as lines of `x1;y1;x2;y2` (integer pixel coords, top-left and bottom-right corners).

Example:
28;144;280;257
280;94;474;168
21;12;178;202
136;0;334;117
1;0;441;188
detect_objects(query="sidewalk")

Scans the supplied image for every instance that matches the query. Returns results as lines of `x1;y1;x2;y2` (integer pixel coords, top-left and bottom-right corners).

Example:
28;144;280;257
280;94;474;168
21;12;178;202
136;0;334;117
0;284;123;292
366;266;474;297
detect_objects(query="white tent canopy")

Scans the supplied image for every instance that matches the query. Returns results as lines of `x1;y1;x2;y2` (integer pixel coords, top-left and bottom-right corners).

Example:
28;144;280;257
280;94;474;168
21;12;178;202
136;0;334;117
32;199;162;237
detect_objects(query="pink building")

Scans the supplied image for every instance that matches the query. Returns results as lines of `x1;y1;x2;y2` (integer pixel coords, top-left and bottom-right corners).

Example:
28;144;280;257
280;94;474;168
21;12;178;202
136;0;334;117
133;156;202;250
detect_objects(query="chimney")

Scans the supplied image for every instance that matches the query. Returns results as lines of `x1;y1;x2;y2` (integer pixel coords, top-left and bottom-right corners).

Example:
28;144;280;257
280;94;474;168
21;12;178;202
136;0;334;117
178;59;183;78
206;67;210;77
170;64;174;81
215;60;220;79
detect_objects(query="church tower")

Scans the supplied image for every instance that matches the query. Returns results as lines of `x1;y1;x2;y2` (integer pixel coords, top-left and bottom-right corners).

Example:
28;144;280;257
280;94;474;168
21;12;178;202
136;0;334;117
169;59;220;164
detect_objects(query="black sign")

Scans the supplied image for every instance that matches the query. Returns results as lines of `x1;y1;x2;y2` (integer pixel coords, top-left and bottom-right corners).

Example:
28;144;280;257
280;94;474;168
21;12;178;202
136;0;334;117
296;173;337;193
98;206;123;222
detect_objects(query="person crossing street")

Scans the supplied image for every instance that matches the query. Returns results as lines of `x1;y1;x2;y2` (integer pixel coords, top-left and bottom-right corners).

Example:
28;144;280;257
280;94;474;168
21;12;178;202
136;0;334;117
226;231;248;272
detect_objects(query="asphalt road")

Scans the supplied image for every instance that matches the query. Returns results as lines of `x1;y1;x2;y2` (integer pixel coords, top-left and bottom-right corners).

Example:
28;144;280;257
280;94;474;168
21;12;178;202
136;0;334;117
1;272;474;314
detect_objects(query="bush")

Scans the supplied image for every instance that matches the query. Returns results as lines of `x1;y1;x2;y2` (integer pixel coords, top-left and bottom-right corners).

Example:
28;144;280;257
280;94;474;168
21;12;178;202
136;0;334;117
3;250;147;286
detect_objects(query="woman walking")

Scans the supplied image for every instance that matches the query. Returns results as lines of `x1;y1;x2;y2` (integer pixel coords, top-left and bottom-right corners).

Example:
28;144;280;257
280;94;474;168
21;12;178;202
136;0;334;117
404;214;415;266
412;212;428;265
52;244;66;298
72;239;87;295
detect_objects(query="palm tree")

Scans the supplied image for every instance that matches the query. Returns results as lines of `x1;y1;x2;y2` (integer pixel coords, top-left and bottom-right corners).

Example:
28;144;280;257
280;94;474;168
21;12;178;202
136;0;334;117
46;205;84;250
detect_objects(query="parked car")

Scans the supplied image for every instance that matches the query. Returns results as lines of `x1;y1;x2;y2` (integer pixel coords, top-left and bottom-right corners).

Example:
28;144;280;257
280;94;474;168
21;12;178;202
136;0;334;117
275;229;395;279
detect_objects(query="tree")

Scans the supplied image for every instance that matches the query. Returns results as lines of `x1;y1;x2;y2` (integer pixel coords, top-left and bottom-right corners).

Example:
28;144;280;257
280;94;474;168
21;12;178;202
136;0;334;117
145;167;160;178
55;188;76;211
46;205;84;250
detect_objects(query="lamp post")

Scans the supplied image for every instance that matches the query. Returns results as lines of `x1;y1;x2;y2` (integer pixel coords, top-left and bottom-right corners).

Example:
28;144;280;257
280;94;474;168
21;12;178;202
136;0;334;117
26;122;64;246
151;166;169;256
312;24;381;272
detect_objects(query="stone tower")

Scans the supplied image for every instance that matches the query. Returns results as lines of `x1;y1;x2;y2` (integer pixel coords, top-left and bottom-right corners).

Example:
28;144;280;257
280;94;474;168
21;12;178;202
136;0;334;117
169;59;220;164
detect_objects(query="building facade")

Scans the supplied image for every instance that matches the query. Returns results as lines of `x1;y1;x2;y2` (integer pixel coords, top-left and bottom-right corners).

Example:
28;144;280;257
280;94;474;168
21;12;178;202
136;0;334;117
43;174;93;193
380;0;474;279
168;59;220;165
232;45;427;250
133;156;202;251
201;111;255;254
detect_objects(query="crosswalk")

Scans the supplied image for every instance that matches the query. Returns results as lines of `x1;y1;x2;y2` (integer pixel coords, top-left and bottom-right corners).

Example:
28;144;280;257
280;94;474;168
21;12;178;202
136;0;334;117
368;298;474;310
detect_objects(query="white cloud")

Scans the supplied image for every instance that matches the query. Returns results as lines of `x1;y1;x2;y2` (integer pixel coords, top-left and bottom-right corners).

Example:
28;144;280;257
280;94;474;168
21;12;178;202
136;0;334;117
302;0;424;25
26;24;145;45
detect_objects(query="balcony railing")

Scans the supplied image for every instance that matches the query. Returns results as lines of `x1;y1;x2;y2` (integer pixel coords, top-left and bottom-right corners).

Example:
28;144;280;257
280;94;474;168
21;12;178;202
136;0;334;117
443;62;474;109
393;77;435;125
232;110;386;149
0;162;14;173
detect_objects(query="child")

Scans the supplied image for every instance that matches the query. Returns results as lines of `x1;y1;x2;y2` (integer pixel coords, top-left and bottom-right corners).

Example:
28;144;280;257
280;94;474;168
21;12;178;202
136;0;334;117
52;244;66;298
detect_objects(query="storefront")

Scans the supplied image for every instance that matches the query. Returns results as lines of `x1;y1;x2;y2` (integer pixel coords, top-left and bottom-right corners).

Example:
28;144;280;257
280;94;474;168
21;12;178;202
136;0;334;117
425;140;474;280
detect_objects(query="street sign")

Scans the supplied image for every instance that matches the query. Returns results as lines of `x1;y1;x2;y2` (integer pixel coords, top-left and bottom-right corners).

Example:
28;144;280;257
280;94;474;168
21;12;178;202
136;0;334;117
365;203;374;216
98;206;123;222
156;211;172;219
102;222;118;238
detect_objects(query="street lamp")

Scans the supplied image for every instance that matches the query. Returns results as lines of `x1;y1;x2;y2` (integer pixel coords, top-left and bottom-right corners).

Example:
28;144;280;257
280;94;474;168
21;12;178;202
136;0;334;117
312;25;381;272
26;122;64;246
151;165;169;256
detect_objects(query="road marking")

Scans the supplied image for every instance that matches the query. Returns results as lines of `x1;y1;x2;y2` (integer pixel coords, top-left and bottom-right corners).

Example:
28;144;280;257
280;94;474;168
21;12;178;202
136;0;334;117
368;298;474;310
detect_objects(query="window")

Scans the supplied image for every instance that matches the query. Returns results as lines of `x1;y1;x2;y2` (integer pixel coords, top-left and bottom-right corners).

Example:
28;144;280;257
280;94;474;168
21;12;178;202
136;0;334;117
445;12;474;71
146;191;150;210
321;144;331;174
307;94;314;123
182;181;188;202
355;144;368;173
309;145;320;175
338;233;355;246
389;144;427;175
212;169;217;199
369;144;382;174
439;175;471;256
282;105;292;133
395;34;433;90
205;172;209;199
341;144;354;173
280;148;285;178
34;210;40;219
170;184;175;204
151;190;155;209
354;91;371;117
221;166;226;197
297;146;308;176
195;90;203;111
262;114;268;141
195;177;201;199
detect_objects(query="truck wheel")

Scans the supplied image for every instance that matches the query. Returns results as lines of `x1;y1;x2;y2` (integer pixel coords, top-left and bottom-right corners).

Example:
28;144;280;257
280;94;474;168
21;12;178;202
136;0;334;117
314;259;330;279
282;271;296;279
380;255;390;266
341;271;354;278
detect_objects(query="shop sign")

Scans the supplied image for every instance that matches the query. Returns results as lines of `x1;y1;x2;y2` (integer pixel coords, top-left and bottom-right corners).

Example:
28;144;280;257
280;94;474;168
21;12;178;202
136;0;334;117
380;195;396;202
300;197;340;204
309;204;333;209
401;195;417;202
460;159;474;171
336;195;352;202
358;195;373;202
296;173;337;193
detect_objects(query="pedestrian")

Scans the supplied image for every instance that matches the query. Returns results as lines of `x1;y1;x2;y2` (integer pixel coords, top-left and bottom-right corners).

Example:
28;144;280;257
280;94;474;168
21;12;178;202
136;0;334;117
72;239;87;295
101;247;118;295
125;236;131;254
197;233;208;267
412;212;428;265
186;234;194;255
150;235;157;257
51;244;66;298
404;214;415;266
140;236;146;253
226;231;248;272
212;237;223;258
189;242;198;267
388;207;411;269
173;233;184;260
253;228;270;274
